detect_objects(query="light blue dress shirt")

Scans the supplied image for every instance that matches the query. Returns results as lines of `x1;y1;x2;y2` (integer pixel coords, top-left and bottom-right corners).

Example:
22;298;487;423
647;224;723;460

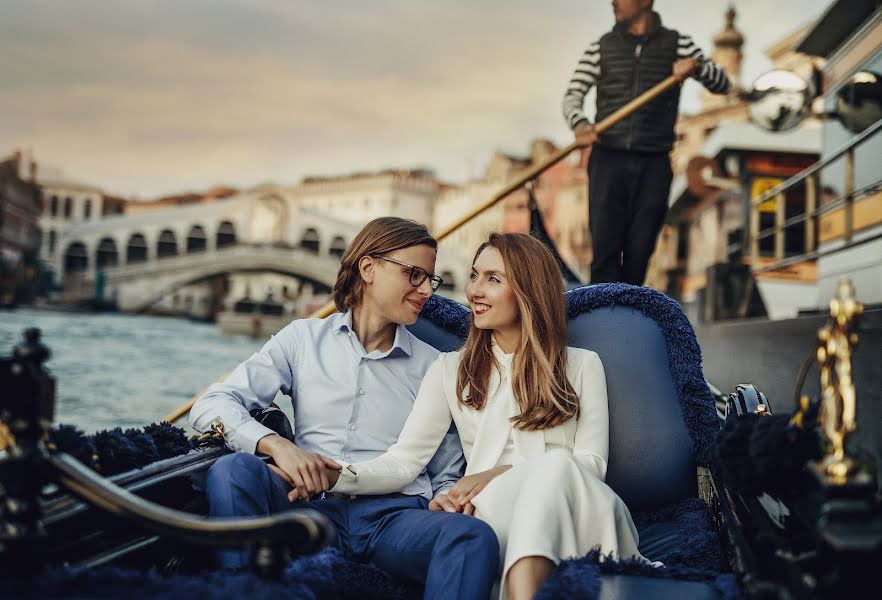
190;311;465;498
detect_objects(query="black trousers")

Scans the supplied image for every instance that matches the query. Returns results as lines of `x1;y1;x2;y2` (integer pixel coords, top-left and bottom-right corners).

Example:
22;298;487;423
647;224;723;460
588;146;673;285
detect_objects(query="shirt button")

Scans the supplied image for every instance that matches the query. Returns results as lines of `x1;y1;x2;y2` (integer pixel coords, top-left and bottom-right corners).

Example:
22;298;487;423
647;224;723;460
358;389;366;396
350;425;357;431
344;452;351;459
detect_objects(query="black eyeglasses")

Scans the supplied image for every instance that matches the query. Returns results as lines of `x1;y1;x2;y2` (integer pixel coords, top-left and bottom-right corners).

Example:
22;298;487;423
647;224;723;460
372;255;444;291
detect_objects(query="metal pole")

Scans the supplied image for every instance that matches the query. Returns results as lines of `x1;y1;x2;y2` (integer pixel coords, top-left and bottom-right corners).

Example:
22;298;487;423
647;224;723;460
775;191;786;260
805;173;817;254
844;149;855;242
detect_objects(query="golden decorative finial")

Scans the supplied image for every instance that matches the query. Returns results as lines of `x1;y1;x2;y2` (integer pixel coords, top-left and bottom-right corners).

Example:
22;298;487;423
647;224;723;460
815;279;863;484
0;419;14;451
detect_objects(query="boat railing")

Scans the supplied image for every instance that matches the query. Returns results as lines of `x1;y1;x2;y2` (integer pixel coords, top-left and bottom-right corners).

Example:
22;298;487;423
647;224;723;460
0;328;332;578
737;117;882;275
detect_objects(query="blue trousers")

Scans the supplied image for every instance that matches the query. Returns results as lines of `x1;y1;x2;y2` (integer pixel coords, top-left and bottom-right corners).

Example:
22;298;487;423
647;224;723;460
206;453;500;600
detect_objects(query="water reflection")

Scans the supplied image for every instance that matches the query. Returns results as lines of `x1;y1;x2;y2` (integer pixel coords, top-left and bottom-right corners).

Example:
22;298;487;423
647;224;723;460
0;310;266;433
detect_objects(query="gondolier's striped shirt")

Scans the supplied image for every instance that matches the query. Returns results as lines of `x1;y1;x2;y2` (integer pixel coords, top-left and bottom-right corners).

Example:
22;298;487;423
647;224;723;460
562;22;731;153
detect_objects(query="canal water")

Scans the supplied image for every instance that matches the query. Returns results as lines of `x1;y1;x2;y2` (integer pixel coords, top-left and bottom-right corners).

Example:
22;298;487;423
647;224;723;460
1;309;267;433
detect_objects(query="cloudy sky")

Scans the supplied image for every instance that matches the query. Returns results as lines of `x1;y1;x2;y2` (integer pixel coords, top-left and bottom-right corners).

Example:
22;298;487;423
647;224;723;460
1;0;830;198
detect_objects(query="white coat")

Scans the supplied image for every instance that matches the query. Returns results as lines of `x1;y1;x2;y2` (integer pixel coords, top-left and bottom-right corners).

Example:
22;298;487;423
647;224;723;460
332;344;645;597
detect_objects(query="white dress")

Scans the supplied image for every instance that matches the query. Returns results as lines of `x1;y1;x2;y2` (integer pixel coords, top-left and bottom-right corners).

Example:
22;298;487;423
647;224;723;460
332;344;644;598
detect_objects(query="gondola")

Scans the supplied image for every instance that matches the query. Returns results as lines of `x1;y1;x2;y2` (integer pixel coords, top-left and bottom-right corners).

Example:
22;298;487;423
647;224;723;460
2;274;879;599
4;24;881;596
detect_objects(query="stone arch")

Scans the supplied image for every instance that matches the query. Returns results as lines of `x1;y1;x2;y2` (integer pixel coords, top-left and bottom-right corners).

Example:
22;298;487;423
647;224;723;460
216;220;237;248
84;199;92;220
157;229;178;258
127;232;148;263
329;236;347;258
63;241;88;273
96;237;119;268
301;228;320;253
63;197;73;219
249;194;287;243
187;224;207;253
50;196;59;217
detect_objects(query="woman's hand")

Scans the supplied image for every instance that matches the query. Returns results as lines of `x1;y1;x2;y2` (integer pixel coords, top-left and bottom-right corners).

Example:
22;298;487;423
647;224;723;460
446;465;511;512
428;492;459;512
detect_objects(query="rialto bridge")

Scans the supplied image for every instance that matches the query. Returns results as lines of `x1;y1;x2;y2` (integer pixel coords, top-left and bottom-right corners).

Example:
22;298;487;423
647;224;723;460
50;188;362;312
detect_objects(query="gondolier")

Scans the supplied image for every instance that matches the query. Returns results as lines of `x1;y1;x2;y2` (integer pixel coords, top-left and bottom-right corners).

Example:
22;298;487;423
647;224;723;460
563;0;730;285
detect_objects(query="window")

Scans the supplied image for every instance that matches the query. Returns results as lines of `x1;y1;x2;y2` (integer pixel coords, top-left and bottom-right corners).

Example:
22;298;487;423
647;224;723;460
301;228;320;253
63;241;88;273
329;236;346;258
216;221;237;248
96;237;119;268
186;225;207;253
127;233;148;263
157;229;178;258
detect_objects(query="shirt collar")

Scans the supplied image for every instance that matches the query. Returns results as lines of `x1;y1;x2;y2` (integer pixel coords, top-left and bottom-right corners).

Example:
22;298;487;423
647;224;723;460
335;310;413;357
490;337;514;366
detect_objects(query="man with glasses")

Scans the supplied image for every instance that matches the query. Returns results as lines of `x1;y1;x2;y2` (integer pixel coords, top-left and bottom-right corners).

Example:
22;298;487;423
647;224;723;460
372;255;445;291
191;217;498;600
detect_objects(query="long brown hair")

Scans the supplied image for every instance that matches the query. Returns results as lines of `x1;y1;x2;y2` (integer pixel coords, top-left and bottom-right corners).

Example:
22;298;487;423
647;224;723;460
333;217;437;312
456;233;579;430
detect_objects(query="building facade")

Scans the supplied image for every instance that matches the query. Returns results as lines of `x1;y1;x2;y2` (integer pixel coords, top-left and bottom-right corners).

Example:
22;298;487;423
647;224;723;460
0;152;42;305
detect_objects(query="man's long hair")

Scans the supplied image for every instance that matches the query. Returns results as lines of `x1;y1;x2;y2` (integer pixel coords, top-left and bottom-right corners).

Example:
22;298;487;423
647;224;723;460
333;217;436;312
456;233;580;430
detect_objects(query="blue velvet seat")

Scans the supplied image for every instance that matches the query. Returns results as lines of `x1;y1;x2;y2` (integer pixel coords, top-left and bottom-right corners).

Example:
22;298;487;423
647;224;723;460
410;283;727;599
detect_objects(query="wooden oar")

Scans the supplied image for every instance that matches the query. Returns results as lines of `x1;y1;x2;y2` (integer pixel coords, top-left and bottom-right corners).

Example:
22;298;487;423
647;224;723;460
309;74;680;320
162;74;681;424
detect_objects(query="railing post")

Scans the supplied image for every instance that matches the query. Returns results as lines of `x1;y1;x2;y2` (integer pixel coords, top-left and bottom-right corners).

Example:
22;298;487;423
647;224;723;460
805;173;817;254
844;149;855;242
750;202;759;269
775;191;786;260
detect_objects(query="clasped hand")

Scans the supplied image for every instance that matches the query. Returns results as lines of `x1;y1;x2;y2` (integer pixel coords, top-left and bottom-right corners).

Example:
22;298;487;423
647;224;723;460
428;465;511;515
258;434;342;502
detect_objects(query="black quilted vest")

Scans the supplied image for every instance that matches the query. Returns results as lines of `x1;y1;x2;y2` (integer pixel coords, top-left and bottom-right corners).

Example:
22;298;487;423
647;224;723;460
596;19;682;153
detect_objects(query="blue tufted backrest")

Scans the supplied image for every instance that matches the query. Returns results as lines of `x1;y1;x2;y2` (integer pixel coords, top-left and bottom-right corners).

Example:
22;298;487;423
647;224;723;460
408;284;715;512
565;305;696;510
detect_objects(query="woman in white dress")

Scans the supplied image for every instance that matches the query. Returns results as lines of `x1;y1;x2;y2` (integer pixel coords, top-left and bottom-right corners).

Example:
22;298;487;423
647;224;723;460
329;232;646;600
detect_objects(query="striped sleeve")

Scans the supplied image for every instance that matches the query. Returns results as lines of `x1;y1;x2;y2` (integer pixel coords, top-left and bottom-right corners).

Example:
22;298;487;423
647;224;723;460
677;34;730;94
562;41;601;130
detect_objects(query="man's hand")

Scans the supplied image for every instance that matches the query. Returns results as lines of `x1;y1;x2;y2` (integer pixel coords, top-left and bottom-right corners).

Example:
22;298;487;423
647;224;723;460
446;465;511;512
574;122;598;147
257;434;341;502
672;57;699;83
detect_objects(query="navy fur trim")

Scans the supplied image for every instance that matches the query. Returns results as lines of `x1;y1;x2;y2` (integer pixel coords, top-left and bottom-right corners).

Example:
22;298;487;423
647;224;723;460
420;294;471;339
537;549;742;600
6;548;412;600
632;497;723;571
565;284;718;465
